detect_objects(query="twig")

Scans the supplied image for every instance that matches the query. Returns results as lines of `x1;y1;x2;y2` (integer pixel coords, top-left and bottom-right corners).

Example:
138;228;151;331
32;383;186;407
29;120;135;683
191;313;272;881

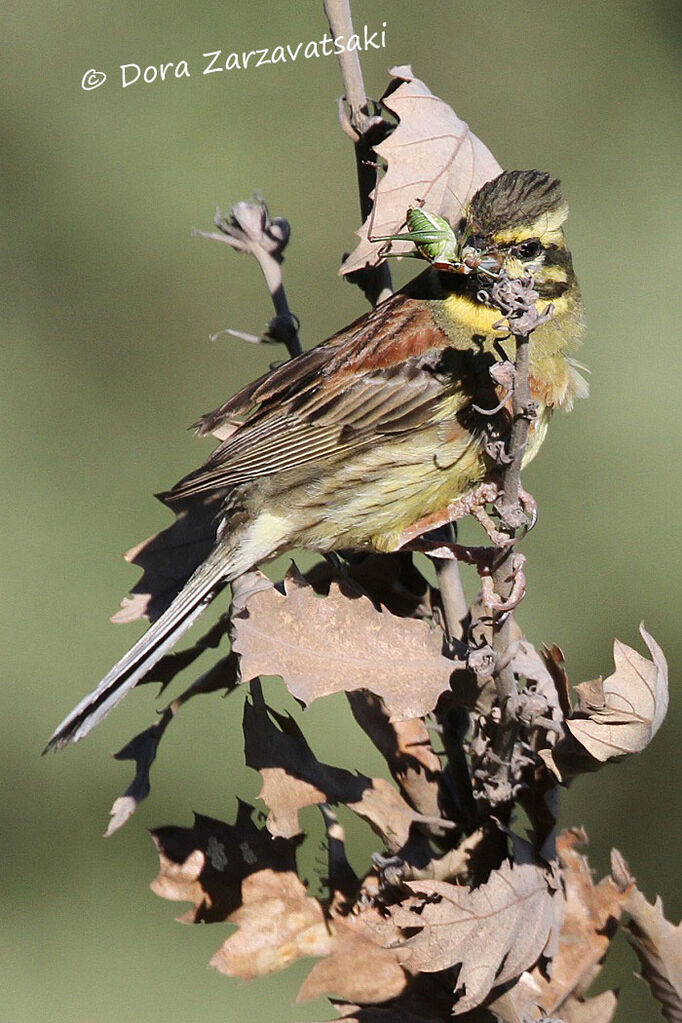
325;4;470;773
323;0;393;307
436;557;468;643
482;273;555;811
195;196;302;359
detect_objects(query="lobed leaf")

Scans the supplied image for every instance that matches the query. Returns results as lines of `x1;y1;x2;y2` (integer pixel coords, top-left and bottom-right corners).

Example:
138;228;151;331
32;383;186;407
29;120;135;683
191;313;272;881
506;829;626;1018
612;859;682;1023
244;692;432;851
540;625;668;780
342;66;502;276
566;624;668;761
212;868;407;1004
211;869;331;979
388;846;561;1013
232;568;464;721
150;804;299;924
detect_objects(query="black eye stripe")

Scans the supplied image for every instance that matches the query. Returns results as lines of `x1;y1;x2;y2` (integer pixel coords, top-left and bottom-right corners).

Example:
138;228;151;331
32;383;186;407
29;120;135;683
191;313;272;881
515;238;542;258
483;238;544;255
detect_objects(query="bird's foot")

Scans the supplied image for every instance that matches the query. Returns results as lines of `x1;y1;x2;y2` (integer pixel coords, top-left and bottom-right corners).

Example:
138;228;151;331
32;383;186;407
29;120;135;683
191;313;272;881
396;481;537;558
470;500;518;548
492;485;538;536
396;481;504;551
518;485;538;530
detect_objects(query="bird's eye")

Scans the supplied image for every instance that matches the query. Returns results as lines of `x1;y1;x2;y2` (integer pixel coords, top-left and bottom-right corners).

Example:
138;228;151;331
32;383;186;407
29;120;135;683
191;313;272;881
516;239;542;259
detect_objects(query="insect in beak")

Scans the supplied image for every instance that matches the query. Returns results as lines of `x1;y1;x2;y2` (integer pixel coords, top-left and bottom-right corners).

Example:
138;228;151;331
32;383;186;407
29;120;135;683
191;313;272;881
370;207;502;279
456;244;503;278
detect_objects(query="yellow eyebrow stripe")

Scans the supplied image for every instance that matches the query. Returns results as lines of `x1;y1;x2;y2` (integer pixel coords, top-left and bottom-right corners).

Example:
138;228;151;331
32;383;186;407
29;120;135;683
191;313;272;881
492;203;569;245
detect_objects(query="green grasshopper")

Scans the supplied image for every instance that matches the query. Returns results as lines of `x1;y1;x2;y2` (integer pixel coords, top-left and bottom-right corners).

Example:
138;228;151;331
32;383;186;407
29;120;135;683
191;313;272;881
372;207;462;271
372;206;499;279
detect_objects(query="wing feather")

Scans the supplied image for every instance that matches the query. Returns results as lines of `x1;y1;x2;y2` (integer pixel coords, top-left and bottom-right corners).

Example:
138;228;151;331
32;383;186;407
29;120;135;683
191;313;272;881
171;283;461;502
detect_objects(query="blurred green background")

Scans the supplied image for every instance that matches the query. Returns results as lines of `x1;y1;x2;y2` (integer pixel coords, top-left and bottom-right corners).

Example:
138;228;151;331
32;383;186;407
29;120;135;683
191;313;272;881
2;1;680;1020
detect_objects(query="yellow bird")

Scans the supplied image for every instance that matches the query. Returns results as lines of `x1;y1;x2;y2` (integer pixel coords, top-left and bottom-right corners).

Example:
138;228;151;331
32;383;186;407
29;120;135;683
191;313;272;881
47;169;586;751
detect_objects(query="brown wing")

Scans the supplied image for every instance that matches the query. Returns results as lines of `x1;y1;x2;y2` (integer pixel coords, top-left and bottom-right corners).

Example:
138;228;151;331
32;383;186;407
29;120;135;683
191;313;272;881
169;284;459;501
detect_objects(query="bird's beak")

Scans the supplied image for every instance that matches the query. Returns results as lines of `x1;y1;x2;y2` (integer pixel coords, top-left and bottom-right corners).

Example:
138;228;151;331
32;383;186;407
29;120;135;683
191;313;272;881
455;245;503;277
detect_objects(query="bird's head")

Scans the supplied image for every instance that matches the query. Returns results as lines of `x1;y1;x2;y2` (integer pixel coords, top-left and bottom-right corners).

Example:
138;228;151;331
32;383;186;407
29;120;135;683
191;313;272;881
455;169;576;300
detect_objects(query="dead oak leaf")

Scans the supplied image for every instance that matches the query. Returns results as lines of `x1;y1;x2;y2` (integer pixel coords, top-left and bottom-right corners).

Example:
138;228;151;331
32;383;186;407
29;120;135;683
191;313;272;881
150;803;299;923
212;869;330;979
611;855;682;1023
244;694;431;852
389;853;560;1013
297;917;406;1005
347;692;444;826
540;625;668;780
567;624;668;761
213;869;406;1004
232;569;462;721
342;65;502;276
518;828;626;1017
560;990;619;1023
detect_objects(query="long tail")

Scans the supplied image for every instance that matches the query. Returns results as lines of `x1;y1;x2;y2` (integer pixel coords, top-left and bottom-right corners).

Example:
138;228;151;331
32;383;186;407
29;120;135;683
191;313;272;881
45;543;231;752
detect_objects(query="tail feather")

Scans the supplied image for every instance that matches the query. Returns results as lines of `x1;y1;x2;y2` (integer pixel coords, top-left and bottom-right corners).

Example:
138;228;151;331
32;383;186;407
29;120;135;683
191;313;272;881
45;545;231;752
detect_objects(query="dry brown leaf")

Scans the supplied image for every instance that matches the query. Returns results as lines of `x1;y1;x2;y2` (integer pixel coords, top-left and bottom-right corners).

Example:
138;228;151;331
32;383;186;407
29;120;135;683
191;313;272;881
616;873;682;1023
150;804;299;923
342;66;502;276
233;568;463;721
346;692;443;823
212;869;331;979
567;624;668;761
519;829;626;1016
489;985;618;1023
297;919;406;1005
541;643;572;719
213;869;406;1004
388;849;560;1013
540;625;668;780
243;694;430;852
560;990;619;1023
509;640;564;720
319;963;483;1022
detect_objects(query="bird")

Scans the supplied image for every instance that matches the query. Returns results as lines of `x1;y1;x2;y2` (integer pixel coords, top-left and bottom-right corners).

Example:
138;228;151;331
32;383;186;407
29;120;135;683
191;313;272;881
47;169;586;751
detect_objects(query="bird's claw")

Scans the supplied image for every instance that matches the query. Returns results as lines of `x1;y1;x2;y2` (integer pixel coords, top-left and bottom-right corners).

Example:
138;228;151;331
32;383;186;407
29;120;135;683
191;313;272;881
470;502;517;547
519;486;538;530
396;481;502;550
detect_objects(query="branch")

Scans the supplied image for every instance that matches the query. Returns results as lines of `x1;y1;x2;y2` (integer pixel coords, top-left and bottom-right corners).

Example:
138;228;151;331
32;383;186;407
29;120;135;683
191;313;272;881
326;2;471;650
323;0;393;306
195;196;302;359
481;272;555;812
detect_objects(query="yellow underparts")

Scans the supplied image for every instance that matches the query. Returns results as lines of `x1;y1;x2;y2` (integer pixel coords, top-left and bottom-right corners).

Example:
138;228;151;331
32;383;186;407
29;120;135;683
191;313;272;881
441;290;571;334
260;402;557;559
274;422;502;555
